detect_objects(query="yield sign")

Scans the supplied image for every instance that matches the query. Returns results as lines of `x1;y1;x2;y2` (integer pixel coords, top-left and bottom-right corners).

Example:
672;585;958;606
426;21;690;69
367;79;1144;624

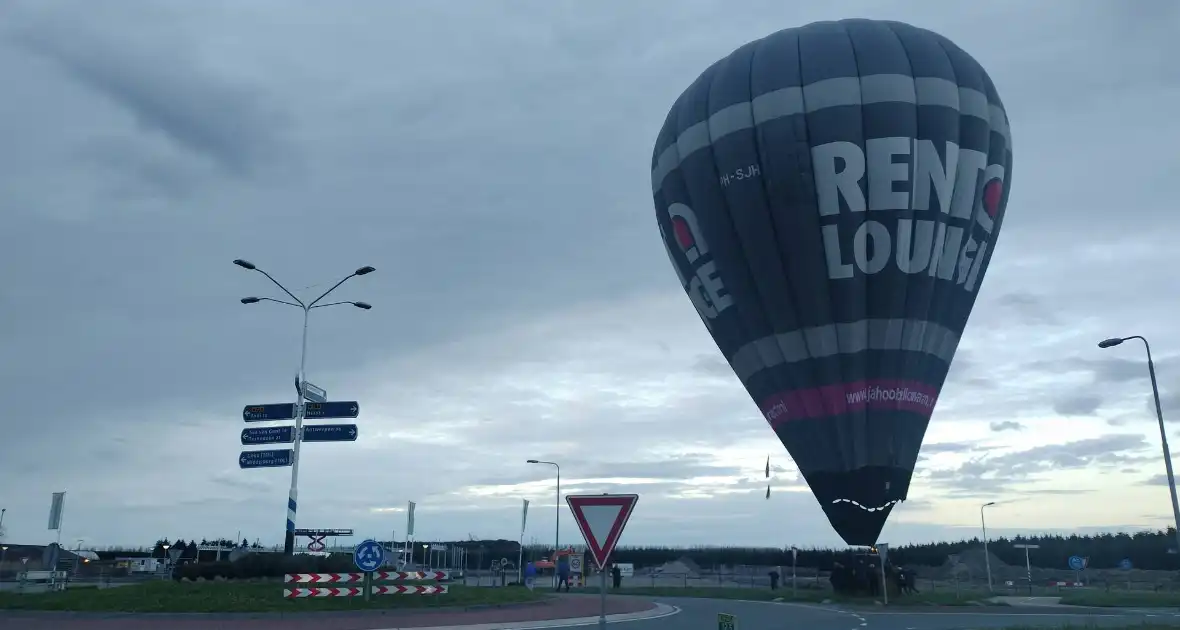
566;493;638;570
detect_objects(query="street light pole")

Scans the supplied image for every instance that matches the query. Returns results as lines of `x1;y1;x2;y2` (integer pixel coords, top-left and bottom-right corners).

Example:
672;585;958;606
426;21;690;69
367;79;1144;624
526;460;561;575
1099;335;1180;556
234;259;375;555
980;501;995;592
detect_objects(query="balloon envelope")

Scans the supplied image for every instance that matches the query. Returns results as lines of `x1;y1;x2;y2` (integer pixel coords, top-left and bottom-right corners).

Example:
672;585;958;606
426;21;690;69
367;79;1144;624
650;19;1012;545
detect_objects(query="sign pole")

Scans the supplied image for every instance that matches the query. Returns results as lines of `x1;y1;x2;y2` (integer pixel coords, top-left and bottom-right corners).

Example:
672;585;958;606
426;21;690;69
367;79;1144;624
363;570;372;602
283;308;310;556
791;547;797;598
599;566;607;629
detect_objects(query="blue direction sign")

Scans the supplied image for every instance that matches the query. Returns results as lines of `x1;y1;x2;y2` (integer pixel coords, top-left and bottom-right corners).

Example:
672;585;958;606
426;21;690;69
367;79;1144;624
243;403;296;422
302;424;358;443
239;449;293;469
353;539;385;572
1068;555;1087;571
241;426;296;445
303;401;359;419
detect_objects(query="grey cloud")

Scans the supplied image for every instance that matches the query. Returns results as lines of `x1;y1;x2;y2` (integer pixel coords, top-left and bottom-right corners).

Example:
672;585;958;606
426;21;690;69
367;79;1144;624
6;12;287;176
927;434;1153;495
995;292;1059;326
1143;474;1171;487
690;354;737;380
922;442;979;455
989;421;1025;432
1054;394;1103;417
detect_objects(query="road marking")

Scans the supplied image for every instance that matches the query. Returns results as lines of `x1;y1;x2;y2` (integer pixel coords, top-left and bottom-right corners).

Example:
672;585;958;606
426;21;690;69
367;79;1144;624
372;603;682;630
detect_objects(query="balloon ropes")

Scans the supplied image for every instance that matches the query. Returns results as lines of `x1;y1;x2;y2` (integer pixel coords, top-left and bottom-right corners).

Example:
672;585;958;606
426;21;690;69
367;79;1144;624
651;19;1012;546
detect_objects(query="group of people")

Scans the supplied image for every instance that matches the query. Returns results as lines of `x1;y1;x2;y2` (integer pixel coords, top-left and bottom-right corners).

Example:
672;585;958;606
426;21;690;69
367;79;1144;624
829;555;920;597
525;556;623;592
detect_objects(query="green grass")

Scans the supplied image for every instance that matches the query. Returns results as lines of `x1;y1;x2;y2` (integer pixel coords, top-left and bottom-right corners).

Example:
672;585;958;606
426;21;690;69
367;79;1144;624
1058;590;1180;608
0;581;548;613
577;586;998;606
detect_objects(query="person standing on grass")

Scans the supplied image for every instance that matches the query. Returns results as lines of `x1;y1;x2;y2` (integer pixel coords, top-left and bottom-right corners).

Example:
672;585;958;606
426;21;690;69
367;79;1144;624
556;556;571;592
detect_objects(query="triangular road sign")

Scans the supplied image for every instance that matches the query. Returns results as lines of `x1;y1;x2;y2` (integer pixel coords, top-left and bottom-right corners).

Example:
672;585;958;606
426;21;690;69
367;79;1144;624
566;493;638;570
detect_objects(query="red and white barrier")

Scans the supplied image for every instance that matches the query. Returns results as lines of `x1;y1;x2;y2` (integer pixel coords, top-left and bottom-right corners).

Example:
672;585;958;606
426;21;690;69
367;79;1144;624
284;573;364;584
283;585;448;598
284;587;364;598
373;585;448;595
379;571;450;581
284;571;450;584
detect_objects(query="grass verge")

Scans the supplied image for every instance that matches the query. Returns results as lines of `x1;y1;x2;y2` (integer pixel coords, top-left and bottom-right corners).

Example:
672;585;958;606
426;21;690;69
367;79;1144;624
577;586;997;606
0;581;547;613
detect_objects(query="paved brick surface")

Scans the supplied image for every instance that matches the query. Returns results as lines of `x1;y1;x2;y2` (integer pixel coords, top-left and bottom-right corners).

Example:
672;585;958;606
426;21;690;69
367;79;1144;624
0;596;655;629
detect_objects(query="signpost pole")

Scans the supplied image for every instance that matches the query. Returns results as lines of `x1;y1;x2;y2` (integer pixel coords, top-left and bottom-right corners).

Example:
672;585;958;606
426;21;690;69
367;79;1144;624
791;547;797;599
283;308;310;556
363;570;372;602
599;566;607;629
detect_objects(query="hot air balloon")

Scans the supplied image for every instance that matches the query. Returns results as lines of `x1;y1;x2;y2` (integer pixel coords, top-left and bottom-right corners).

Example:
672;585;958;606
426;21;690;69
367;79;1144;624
651;19;1012;546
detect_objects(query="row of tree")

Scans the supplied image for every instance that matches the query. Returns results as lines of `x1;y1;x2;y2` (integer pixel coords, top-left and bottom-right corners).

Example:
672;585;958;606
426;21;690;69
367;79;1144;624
109;528;1180;571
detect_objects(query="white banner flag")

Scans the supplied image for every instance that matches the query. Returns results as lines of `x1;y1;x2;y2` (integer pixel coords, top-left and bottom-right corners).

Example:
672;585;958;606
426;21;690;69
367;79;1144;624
406;501;416;537
48;492;66;531
521;499;530;537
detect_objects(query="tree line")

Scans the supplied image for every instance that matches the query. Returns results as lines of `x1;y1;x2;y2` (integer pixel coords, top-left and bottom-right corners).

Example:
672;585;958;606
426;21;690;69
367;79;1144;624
105;528;1180;571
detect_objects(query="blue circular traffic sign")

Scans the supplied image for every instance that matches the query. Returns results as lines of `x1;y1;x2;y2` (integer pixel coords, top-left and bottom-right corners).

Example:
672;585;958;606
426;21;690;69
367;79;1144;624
1118;558;1133;570
1068;555;1086;571
353;538;385;573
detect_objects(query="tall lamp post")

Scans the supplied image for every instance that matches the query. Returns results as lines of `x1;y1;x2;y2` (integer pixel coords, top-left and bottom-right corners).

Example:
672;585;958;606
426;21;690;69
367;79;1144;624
1098;335;1180;555
980;501;995;592
526;459;561;575
234;259;375;555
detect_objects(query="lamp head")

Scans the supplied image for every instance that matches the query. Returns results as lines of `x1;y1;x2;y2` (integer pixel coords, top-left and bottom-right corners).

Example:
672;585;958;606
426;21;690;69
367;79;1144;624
232;259;256;270
1098;338;1125;349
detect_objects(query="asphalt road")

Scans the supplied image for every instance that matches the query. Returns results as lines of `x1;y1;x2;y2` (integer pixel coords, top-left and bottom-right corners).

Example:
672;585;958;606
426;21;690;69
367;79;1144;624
607;596;1180;630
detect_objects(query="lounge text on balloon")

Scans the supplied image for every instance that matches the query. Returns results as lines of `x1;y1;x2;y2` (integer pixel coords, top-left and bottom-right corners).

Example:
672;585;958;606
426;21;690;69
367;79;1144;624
812;137;1005;292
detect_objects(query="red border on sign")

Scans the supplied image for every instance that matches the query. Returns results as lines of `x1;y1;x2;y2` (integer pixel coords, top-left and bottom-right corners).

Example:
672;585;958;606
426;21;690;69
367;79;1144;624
565;494;638;569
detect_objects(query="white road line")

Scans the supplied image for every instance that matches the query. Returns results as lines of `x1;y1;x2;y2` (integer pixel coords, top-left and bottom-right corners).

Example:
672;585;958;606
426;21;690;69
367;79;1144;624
372;603;681;630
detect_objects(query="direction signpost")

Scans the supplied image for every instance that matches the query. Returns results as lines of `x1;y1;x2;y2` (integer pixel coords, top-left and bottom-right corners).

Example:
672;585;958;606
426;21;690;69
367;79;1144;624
303;401;360;419
240;449;293;469
243;403;296;422
302;424;359;442
566;493;638;630
1013;544;1039;593
242;426;296;445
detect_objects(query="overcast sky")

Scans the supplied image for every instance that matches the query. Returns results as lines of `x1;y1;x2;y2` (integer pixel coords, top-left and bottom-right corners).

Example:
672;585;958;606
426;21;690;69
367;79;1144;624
1;0;1179;552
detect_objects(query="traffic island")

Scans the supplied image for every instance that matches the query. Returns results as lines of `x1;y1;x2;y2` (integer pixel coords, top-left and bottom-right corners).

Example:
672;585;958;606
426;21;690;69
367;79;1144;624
0;581;546;613
0;584;666;630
